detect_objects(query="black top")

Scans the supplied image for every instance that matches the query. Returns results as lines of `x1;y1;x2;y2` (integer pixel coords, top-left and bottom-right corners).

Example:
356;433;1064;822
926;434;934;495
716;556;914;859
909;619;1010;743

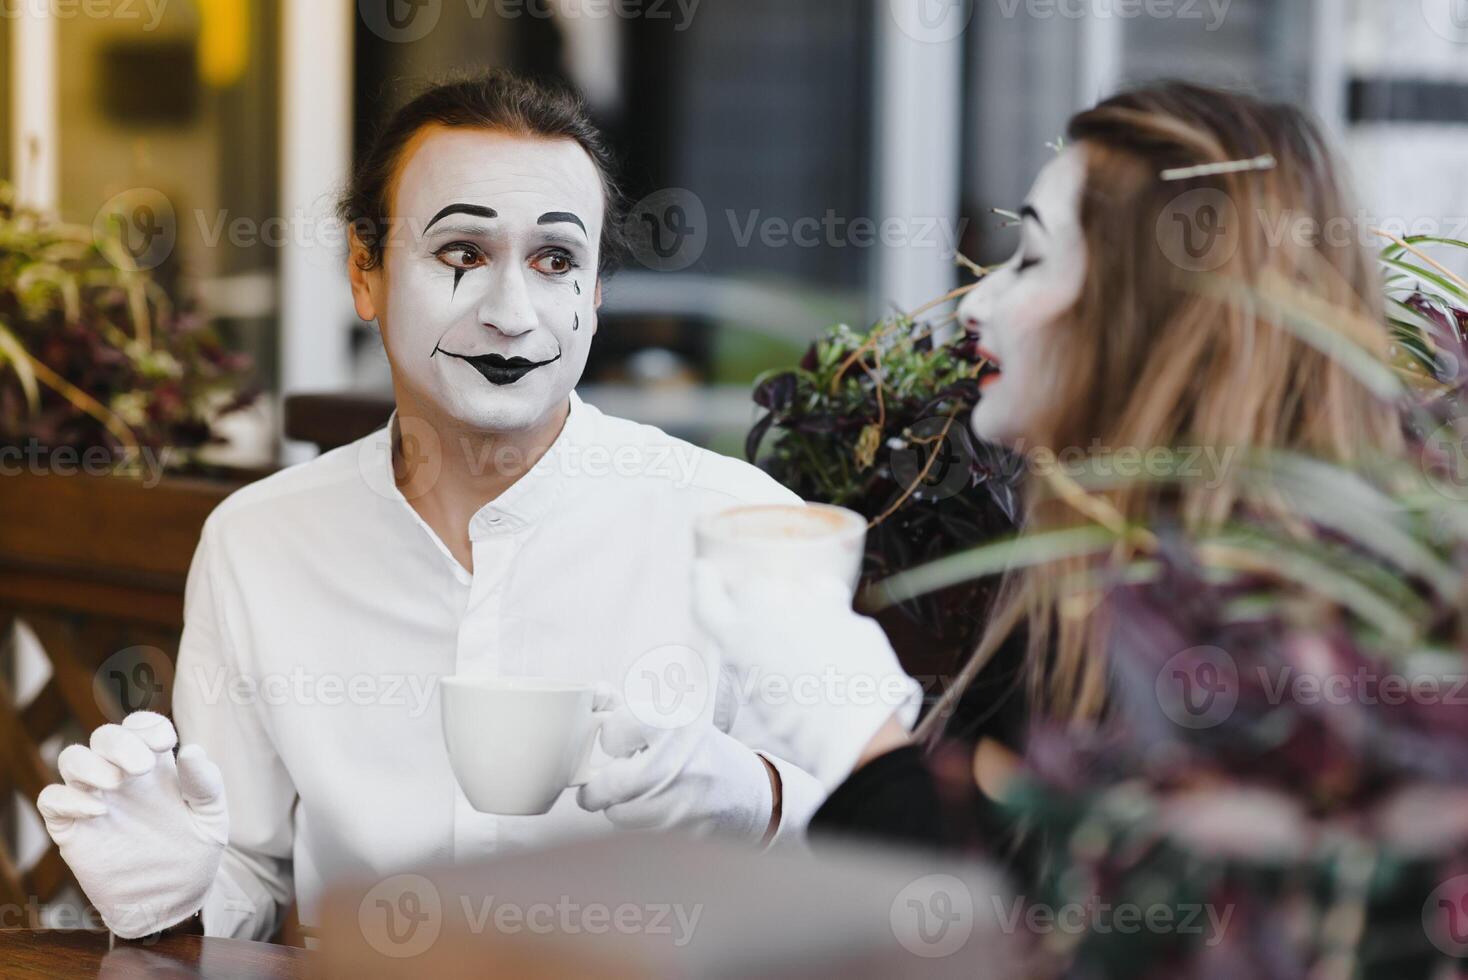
809;629;1029;852
809;745;945;847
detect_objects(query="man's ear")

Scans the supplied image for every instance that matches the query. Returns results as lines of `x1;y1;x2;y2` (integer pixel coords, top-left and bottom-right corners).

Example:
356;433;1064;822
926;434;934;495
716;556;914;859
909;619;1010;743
592;279;603;335
347;229;381;323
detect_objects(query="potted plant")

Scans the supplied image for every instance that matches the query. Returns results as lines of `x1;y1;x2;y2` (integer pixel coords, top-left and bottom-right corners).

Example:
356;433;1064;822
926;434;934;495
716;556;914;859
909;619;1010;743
744;277;1021;682
0;181;258;607
881;443;1468;977
0;182;255;469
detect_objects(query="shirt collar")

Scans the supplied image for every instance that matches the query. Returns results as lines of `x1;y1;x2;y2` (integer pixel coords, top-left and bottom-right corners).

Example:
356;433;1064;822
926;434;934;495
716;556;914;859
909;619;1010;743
468;391;592;535
374;391;593;542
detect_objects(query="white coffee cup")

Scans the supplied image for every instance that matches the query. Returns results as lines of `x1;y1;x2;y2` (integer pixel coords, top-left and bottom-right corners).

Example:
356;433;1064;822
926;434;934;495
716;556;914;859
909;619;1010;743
439;677;603;815
694;503;867;597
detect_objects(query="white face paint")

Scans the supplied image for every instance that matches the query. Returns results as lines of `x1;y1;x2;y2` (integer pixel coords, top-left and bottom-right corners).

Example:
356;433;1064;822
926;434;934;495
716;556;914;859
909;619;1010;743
958;145;1089;448
373;126;604;433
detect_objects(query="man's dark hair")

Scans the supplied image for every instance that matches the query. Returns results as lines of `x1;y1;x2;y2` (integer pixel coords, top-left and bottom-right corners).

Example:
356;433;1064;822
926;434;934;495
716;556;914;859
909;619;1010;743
338;69;624;276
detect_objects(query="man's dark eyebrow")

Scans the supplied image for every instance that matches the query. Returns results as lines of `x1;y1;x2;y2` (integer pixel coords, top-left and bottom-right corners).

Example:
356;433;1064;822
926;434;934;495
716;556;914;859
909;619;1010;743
425;203;498;232
1020;205;1045;231
538;211;586;234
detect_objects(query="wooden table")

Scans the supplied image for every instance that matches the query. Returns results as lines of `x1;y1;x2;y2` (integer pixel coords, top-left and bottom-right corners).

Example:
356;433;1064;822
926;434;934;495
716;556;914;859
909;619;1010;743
318;836;1022;979
0;930;311;978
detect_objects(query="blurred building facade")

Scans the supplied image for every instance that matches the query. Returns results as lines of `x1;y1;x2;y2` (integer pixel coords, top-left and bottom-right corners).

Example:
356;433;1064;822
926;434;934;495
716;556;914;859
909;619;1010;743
5;0;1466;454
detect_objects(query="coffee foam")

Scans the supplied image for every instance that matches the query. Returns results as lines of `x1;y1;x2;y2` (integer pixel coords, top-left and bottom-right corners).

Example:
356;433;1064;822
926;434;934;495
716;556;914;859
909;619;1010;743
704;505;858;540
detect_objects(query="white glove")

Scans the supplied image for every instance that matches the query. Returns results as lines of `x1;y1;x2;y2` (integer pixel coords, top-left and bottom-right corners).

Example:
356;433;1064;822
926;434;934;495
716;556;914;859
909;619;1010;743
692;559;923;791
576;699;775;842
36;711;227;939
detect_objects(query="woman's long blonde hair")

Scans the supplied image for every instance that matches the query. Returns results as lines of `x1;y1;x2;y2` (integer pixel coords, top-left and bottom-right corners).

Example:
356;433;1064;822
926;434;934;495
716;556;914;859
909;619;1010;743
919;82;1406;738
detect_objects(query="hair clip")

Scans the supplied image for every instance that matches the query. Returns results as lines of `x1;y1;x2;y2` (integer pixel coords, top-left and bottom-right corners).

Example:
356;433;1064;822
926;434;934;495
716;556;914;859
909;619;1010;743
989;207;1021;229
1160;154;1277;182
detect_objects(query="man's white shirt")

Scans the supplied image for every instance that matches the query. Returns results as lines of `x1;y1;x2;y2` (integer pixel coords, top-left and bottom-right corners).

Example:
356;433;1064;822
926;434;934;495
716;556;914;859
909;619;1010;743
172;393;824;939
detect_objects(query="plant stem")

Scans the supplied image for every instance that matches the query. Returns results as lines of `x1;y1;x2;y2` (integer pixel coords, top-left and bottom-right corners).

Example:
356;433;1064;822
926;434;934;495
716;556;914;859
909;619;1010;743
908;281;978;320
869;408;958;529
1371;227;1468;295
831;335;880;394
1039;462;1158;553
954;251;992;278
25;352;139;456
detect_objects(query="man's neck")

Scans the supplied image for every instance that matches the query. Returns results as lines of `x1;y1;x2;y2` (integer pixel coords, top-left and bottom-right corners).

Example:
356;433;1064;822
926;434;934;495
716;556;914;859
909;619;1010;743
391;390;571;573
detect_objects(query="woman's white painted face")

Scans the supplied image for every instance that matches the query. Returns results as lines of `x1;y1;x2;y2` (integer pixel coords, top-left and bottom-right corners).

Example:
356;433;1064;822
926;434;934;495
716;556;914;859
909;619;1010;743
958;145;1089;448
367;126;604;432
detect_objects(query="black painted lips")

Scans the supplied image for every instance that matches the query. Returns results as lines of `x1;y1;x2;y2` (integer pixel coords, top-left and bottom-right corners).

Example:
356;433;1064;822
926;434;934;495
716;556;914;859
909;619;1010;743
441;350;562;386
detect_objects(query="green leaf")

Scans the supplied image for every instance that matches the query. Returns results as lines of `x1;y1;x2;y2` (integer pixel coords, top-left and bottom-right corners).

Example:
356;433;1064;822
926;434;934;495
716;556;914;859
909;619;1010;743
1202;528;1423;642
1398;234;1468;251
1042;448;1460;603
1380;257;1468;307
1242;452;1462;601
0;318;40;414
870;525;1120;607
1210;278;1405;401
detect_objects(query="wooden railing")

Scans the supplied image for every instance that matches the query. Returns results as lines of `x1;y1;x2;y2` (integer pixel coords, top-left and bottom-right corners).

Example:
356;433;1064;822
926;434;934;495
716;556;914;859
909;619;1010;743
0;471;245;924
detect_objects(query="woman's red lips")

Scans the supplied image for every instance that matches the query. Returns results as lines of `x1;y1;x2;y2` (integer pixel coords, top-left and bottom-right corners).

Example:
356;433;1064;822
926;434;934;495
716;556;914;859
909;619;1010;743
971;341;1003;389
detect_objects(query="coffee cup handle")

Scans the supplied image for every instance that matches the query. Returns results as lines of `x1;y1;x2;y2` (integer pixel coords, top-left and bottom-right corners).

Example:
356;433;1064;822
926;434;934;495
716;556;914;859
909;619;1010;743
568;717;605;787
